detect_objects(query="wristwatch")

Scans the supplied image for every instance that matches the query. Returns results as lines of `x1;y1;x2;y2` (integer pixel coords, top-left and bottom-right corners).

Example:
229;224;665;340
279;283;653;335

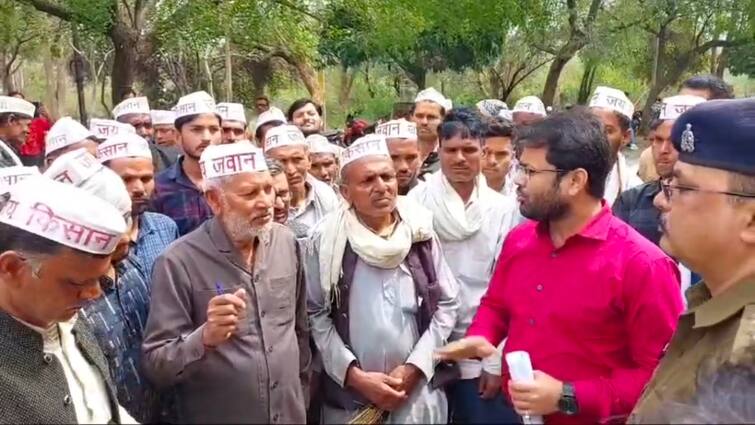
558;382;579;416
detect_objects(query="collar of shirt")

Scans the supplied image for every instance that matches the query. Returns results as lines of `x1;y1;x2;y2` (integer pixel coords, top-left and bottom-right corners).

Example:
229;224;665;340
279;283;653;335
165;155;199;191
685;279;755;329
535;201;612;244
290;176;317;218
206;217;270;273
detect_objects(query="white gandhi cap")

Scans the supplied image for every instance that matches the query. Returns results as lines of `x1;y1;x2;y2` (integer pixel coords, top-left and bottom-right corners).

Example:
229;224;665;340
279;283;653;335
340;134;390;171
89;118;135;140
253;107;287;135
97;134;153;163
512;96;547;117
174;91;217;120
216;102;247;124
45;117;94;157
264;124;307;153
0;96;35;118
200;141;268;180
375;119;417;140
414;87;452;111
659;95;706;121
112;96;150;119
0;166;40;192
0;174;127;255
150;110;176;126
589;86;634;119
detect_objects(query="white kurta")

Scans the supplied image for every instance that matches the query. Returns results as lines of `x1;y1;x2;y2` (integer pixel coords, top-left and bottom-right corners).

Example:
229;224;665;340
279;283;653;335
410;179;520;379
605;152;643;205
17;316;137;424
306;234;460;424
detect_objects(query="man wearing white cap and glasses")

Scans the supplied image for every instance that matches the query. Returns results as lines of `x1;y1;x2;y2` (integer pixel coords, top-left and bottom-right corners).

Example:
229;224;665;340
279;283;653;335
98;134;179;274
44;148;162;423
0;95;36;167
411;87;452;180
216;102;248;145
254;106;287;149
264;124;339;238
150;110;178;148
306;134;460;423
588;86;644;205
408;109;519;423
113;97;179;171
511;95;547;127
306;134;341;187
152;91;221;236
376;118;422;195
44;117;99;168
0;175;136;424
143;142;310;424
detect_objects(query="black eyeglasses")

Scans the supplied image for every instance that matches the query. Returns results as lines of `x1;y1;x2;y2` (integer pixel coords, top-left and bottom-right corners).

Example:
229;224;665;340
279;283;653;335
513;163;570;181
659;178;755;201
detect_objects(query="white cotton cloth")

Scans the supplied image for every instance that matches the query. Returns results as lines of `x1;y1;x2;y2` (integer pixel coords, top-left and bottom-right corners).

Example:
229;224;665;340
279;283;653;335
605;152;642;205
316;195;434;296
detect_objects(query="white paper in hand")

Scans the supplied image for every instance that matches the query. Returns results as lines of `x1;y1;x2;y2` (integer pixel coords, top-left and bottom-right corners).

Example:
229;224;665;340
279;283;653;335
505;351;544;424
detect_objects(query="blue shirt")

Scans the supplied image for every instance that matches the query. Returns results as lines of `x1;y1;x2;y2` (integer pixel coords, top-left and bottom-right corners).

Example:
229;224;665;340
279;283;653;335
152;156;213;236
133;211;179;274
80;254;157;423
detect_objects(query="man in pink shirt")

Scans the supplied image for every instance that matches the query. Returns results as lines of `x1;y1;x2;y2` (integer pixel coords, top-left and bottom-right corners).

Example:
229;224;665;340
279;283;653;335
437;109;683;424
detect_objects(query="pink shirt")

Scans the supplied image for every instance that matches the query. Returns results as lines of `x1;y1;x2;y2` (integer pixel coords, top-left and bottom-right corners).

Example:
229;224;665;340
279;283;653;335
467;205;683;424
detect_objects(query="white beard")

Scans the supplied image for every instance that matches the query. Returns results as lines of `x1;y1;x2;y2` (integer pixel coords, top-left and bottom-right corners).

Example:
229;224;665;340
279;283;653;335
221;198;273;244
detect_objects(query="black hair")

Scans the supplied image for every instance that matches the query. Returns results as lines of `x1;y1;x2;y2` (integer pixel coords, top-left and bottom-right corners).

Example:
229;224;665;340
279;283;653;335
287;99;322;121
515;109;612;199
409;101;446;117
438;108;485;144
7;91;24;99
255;96;270;104
32;102;43;118
681;74;734;100
612;110;631;132
483;116;514;139
0;222;63;256
648;118;664;131
0;112;13;127
174;113;222;132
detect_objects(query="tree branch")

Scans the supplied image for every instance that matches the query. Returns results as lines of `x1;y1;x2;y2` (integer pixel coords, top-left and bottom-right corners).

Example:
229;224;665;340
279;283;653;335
566;0;579;31
586;0;603;24
19;0;74;21
695;38;749;54
121;0;135;28
511;58;552;88
269;0;322;21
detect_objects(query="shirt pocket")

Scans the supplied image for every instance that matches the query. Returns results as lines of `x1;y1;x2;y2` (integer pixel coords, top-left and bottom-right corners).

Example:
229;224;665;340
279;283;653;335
265;274;296;324
192;287;252;336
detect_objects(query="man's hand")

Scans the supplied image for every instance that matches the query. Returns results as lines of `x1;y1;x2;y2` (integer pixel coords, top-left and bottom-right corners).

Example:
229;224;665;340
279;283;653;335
202;288;247;348
478;371;501;400
346;365;407;411
388;364;423;395
434;336;497;361
508;370;563;417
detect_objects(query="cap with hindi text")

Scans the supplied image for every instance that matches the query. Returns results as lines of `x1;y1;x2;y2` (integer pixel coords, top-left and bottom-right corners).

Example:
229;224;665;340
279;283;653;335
671;98;755;176
0;175;127;254
513;96;547;117
264;124;306;153
659;95;706;121
340;134;390;171
112;96;150;119
174;91;217;120
97;134;153;163
200;142;268;180
45;117;94;157
306;134;342;156
216;102;247;124
0;166;39;192
89;118;136;140
376;119;417;140
0;96;35;118
589;86;634;119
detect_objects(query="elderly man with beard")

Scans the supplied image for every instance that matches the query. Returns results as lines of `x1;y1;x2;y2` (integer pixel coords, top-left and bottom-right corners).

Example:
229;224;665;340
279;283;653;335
409;109;519;423
306;134;460;424
0;175;134;424
142;142;310;424
376;119;422;195
265;124;339;239
98;134;179;273
436;110;683;424
152;91;221;236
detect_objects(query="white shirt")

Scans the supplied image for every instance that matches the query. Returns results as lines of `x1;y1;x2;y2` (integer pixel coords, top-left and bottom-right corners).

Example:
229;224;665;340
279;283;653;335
605;152;642;205
288;174;339;237
18;316;138;424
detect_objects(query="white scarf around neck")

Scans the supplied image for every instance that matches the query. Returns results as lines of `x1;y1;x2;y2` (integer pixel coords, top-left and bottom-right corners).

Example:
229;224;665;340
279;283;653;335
425;171;492;241
317;196;434;297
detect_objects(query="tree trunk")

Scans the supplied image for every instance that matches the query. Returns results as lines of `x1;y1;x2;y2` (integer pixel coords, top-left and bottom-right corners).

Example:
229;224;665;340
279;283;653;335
292;58;324;104
714;47;728;77
71;29;88;123
338;65;356;110
577;62;598;104
541;54;573;106
224;38;233;101
109;23;139;104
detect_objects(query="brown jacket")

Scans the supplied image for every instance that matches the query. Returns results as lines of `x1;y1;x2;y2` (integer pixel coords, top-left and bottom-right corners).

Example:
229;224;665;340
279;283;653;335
141;218;311;424
630;280;755;423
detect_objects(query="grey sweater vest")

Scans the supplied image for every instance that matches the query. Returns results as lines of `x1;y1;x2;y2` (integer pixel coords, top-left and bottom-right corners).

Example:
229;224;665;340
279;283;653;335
0;311;121;424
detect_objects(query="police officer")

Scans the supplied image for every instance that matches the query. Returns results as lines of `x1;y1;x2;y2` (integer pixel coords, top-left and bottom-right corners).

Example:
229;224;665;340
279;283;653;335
630;98;755;422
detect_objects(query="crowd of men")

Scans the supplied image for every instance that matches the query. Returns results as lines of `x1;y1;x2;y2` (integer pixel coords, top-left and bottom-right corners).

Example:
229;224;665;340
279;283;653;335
0;72;752;425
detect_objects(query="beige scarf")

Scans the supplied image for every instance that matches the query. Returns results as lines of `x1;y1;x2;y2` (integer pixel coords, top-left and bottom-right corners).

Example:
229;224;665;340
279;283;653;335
318;196;434;297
